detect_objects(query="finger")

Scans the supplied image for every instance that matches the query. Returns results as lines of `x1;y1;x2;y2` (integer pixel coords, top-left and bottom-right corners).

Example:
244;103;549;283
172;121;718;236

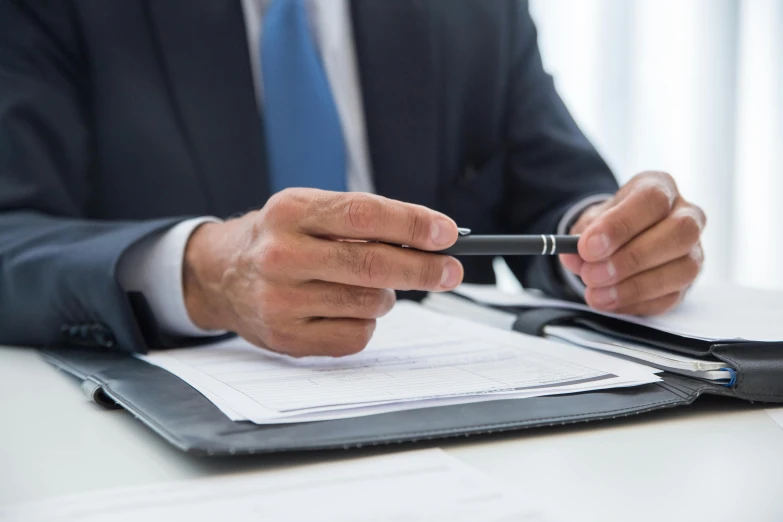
297;191;459;251
295;238;464;291
579;177;677;262
303;282;396;320
568;199;611;235
580;205;705;287
559;254;584;275
584;250;701;311
265;317;378;358
613;291;684;316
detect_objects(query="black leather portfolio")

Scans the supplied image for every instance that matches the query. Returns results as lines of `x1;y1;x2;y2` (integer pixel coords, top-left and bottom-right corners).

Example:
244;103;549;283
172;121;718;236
41;296;783;457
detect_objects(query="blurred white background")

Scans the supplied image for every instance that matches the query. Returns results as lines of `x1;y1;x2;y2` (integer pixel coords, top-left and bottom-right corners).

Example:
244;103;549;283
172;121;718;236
524;0;783;290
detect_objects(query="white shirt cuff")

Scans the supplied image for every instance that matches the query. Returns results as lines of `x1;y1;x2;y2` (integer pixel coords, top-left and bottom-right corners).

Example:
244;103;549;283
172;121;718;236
557;194;613;299
117;217;226;338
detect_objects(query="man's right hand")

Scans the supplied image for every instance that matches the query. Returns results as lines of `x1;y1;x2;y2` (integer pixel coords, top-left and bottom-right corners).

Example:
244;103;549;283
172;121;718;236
182;189;463;357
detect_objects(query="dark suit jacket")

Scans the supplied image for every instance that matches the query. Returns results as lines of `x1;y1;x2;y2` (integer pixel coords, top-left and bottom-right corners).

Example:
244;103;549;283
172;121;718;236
0;0;618;352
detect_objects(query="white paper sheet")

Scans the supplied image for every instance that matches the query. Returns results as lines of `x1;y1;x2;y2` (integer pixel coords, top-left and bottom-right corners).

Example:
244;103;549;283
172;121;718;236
140;302;660;424
766;407;783;432
453;283;783;342
0;449;558;522
543;326;733;382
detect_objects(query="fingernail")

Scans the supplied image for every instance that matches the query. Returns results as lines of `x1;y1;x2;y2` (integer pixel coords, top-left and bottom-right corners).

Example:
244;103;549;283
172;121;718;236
584;261;616;286
586;233;610;259
440;259;462;289
591;286;617;307
431;218;455;247
690;245;703;264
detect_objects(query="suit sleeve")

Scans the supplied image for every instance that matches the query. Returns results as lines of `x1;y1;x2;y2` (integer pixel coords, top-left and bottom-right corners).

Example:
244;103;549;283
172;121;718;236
0;0;181;352
501;0;619;299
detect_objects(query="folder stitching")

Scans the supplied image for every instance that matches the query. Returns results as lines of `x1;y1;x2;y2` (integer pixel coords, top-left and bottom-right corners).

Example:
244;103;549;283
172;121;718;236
277;396;686;447
83;384;687;450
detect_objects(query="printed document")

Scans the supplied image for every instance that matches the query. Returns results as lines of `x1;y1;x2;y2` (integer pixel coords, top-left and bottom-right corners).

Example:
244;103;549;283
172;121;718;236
140;302;659;423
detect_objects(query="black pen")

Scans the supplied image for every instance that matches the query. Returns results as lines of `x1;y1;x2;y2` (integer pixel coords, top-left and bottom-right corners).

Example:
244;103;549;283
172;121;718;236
384;228;580;256
434;228;580;256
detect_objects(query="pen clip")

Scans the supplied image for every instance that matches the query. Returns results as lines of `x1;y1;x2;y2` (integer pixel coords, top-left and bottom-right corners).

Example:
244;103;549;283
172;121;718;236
457;227;471;237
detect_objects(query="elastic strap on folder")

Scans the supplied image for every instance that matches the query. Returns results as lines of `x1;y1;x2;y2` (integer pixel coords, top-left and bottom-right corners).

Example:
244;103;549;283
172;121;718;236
723;368;737;388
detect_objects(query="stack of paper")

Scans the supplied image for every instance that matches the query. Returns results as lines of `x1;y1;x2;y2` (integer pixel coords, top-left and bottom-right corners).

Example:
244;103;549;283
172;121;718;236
424;285;742;382
450;283;783;342
0;449;559;522
140;302;661;424
543;326;732;381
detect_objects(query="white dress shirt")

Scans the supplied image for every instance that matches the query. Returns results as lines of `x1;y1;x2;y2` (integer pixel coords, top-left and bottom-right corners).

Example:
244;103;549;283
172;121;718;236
118;0;601;338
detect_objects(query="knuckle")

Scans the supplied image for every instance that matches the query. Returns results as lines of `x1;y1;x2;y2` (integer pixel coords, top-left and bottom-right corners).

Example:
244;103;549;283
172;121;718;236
405;208;427;244
609;215;634;242
652;269;668;295
624;276;645;304
351;288;386;316
323;287;349;309
314;336;342;357
263;192;285;215
417;258;441;289
641;185;673;216
683;255;701;283
674;211;701;246
364;289;388;317
255;238;289;273
654;171;676;188
640;171;677;194
400;263;417;286
358;249;390;285
263;189;297;219
263;327;297;355
356;320;377;348
343;194;381;234
333;321;376;356
303;328;344;358
328;242;354;272
619;247;644;275
379;289;397;316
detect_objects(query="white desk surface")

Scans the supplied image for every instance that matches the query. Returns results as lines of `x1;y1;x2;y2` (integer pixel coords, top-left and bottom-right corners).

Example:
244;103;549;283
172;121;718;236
3;345;783;522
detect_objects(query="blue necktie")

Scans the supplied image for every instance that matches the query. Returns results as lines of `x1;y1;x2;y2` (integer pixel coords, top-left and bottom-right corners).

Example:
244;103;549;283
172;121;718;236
261;0;347;194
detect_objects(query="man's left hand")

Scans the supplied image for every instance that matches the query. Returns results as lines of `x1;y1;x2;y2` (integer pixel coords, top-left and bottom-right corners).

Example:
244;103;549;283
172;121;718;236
560;171;706;316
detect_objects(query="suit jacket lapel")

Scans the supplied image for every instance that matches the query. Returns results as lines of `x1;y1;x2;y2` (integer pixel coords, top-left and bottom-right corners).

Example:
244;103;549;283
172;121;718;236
351;0;440;209
145;0;270;215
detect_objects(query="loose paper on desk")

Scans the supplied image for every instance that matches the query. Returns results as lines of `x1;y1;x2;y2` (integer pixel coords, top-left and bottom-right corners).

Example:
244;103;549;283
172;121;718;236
139;302;660;424
452;283;783;342
0;449;559;522
765;407;783;433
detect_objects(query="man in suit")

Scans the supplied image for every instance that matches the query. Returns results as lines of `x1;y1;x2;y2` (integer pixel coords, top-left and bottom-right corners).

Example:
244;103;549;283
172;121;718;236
0;0;705;357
